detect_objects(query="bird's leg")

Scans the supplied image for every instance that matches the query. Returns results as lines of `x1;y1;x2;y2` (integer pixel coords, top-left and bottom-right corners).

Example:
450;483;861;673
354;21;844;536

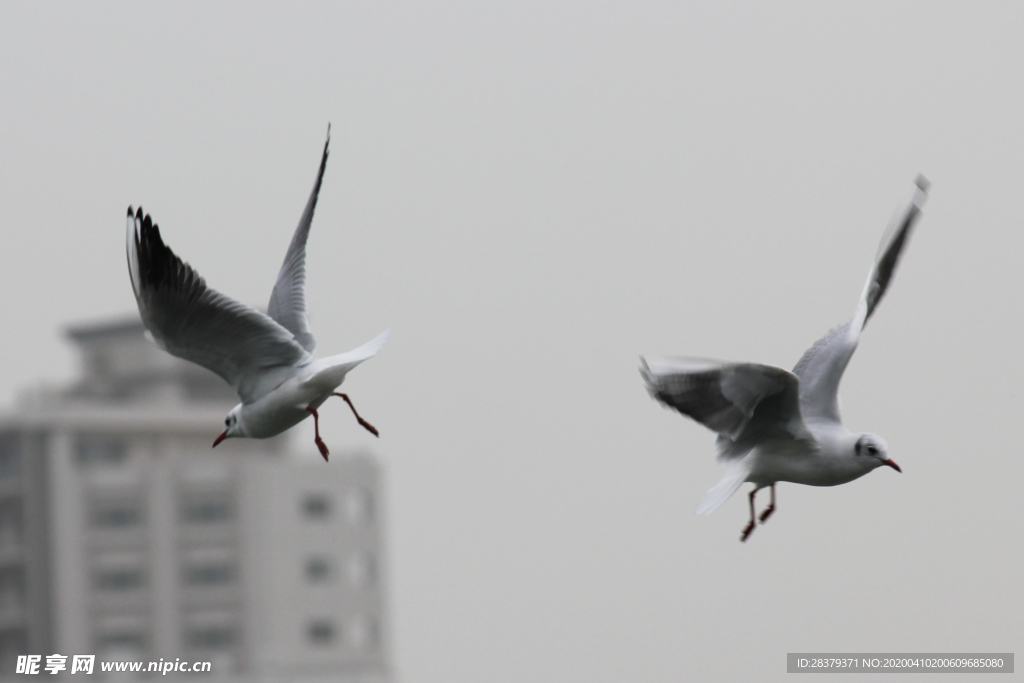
759;483;776;523
305;406;330;462
741;488;757;542
332;393;380;437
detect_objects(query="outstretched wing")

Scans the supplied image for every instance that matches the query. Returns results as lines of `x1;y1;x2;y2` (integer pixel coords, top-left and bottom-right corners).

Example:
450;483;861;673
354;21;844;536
640;357;812;461
126;207;310;404
266;125;331;353
793;176;929;423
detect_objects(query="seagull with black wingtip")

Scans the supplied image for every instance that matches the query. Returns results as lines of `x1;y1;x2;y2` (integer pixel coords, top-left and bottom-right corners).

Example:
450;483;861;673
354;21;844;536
642;176;928;541
126;126;388;461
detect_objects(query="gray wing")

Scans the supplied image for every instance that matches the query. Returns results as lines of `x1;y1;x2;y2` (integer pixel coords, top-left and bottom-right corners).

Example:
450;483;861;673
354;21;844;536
793;175;929;422
266;125;330;353
126;207;310;404
640;357;813;461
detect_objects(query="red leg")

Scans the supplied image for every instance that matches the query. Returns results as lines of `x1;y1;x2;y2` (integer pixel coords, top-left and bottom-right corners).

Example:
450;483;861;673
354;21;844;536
332;393;380;437
306;406;330;462
759;483;776;523
741;488;757;542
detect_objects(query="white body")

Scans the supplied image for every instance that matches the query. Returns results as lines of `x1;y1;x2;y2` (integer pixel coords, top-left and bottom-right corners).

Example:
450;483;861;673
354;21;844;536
126;127;388;445
744;429;875;488
643;177;927;516
233;333;388;439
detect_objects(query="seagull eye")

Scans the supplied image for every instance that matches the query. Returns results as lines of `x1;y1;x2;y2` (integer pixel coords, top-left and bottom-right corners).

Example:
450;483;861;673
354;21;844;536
867;445;878;455
225;418;230;427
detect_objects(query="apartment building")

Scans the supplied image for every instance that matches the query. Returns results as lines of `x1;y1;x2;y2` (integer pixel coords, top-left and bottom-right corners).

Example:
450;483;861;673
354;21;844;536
0;319;389;681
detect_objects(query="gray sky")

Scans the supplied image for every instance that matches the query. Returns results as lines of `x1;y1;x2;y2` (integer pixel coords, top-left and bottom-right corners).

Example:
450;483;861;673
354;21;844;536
2;3;1022;680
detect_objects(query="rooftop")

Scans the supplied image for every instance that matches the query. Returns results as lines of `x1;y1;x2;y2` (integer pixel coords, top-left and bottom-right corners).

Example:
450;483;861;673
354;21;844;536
61;318;236;405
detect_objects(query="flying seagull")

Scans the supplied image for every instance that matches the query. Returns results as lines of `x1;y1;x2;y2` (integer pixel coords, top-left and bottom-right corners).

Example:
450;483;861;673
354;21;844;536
126;126;388;461
641;176;928;541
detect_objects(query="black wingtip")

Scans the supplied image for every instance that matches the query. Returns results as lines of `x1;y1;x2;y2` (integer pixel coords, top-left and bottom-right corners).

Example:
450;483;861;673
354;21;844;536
127;205;134;217
132;206;197;296
134;208;162;245
915;174;930;193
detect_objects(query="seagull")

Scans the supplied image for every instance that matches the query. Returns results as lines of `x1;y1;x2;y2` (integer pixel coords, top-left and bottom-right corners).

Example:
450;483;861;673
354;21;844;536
126;126;388;461
641;176;928;541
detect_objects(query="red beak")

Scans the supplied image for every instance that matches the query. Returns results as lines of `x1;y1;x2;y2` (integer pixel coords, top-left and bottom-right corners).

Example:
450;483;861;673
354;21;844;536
212;431;228;448
883;458;902;473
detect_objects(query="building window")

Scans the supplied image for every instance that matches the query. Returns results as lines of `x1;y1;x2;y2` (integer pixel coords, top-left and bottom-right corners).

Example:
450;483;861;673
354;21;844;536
0;435;21;479
350;615;380;651
92;504;141;528
348;554;377;588
180;499;232;524
305;557;330;582
0;503;22;548
186;625;235;649
97;632;146;651
183;563;234;587
0;629;28;666
345;487;374;526
0;568;24;609
95;568;144;591
307;620;336;646
76;435;127;467
302;495;331;520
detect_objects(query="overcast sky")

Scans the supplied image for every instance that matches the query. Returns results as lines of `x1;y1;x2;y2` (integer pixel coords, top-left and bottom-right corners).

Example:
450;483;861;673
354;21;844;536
2;3;1022;681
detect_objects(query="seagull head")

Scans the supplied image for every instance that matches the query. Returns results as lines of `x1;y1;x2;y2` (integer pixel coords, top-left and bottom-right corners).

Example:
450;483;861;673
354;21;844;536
854;434;901;473
212;405;245;447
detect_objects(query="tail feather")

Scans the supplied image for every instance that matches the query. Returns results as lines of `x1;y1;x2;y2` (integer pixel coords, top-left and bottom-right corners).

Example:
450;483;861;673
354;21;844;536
694;462;749;515
308;330;389;388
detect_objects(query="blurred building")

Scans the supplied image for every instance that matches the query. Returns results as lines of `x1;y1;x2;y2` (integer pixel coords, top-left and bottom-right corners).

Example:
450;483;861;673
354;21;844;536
0;320;389;681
